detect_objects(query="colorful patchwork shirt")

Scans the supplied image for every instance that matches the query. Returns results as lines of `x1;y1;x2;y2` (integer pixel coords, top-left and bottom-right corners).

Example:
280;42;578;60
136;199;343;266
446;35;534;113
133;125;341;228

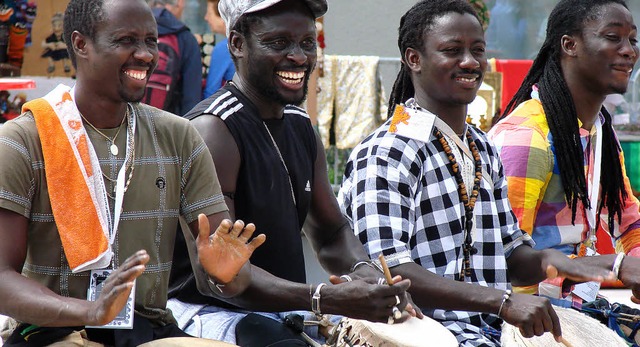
488;98;640;255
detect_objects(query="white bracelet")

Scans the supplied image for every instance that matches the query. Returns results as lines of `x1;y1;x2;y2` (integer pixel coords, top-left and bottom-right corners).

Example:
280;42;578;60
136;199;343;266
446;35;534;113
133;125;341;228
311;283;326;317
497;289;512;318
350;260;376;273
613;253;626;279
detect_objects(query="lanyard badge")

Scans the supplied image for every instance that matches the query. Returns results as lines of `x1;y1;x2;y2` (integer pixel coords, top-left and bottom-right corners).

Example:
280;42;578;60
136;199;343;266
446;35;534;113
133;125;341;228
86;269;135;329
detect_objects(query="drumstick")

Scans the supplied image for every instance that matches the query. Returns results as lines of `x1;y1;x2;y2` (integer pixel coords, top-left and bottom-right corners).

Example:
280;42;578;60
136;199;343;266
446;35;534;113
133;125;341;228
560;336;575;347
378;254;394;285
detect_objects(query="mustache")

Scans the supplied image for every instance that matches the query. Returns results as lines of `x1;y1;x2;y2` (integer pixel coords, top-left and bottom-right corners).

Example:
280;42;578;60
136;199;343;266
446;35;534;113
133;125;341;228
456;68;483;76
124;62;156;70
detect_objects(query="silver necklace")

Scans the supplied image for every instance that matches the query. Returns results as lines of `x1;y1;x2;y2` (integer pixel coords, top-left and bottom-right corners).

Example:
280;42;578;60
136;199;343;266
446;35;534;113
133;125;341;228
80;108;128;156
262;122;297;206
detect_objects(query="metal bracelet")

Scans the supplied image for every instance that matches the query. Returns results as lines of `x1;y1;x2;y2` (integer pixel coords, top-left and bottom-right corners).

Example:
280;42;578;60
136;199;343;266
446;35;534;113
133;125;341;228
207;276;226;293
311;283;326;317
497;289;512;318
613;253;626;279
350;260;376;273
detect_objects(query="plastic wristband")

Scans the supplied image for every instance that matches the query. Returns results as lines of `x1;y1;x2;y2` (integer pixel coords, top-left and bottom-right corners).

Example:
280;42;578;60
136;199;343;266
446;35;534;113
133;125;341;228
613;253;626;280
311;283;326;317
497;289;512;318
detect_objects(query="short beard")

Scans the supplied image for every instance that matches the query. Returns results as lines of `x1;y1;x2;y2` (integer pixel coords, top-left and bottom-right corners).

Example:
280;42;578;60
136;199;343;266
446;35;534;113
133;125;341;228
246;53;314;106
267;78;309;106
119;88;146;103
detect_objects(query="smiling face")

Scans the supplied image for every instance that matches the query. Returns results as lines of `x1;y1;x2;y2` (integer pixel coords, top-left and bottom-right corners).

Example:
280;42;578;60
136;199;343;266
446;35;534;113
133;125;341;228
79;0;158;103
409;12;486;113
234;0;317;107
570;3;638;95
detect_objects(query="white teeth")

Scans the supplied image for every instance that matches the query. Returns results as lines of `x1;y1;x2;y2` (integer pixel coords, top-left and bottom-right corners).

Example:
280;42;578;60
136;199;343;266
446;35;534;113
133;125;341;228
276;71;305;82
124;70;147;80
458;77;476;82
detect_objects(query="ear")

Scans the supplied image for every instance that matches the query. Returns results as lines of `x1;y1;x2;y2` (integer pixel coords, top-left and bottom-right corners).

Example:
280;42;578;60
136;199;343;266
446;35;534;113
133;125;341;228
404;47;422;73
561;34;578;57
228;30;245;60
71;30;89;61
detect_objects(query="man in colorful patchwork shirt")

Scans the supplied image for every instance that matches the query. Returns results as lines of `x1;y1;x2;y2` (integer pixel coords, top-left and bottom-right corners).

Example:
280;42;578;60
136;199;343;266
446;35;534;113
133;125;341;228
489;0;640;304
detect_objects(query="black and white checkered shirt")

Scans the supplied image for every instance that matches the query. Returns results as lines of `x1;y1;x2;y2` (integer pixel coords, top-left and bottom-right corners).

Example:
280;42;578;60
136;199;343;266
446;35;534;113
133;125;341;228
338;117;534;346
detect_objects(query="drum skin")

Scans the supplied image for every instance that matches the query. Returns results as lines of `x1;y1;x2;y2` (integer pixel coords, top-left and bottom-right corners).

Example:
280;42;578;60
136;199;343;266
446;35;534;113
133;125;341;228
332;316;458;347
501;306;627;347
137;337;239;346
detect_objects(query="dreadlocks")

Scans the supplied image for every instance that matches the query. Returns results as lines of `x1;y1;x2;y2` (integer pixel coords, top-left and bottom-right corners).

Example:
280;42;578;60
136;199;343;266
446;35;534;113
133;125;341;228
63;0;107;68
387;0;481;118
500;0;629;234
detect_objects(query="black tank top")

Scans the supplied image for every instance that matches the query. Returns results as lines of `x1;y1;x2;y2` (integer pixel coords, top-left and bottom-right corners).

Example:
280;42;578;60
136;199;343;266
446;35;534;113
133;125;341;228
169;84;317;304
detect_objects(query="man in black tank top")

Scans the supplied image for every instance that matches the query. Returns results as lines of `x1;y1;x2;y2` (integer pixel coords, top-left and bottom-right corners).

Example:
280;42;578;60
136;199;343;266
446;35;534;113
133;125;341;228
168;0;421;344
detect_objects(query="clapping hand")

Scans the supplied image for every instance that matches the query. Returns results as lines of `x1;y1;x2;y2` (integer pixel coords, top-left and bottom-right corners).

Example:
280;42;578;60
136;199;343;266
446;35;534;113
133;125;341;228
196;214;266;284
89;250;148;326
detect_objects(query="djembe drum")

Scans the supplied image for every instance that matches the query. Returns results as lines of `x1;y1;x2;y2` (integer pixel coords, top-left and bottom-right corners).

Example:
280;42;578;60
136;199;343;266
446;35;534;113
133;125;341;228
329;316;457;347
501;306;627;347
138;337;239;346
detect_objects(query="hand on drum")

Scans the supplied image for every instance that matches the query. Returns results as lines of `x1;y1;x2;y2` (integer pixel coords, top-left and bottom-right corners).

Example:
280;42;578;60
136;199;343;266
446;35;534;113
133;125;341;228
328;274;422;323
499;292;564;343
615;255;640;304
196;214;266;284
541;250;615;284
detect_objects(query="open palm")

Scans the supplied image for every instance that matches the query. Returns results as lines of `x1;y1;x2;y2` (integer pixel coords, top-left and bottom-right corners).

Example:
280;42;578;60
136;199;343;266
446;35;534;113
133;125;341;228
196;214;266;284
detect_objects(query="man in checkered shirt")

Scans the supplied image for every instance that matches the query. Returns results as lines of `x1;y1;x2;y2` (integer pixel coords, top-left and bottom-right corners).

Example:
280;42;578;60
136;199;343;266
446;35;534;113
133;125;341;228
338;1;617;346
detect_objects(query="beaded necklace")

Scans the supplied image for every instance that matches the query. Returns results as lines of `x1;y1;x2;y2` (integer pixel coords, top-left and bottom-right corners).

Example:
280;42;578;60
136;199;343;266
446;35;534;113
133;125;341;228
434;128;483;281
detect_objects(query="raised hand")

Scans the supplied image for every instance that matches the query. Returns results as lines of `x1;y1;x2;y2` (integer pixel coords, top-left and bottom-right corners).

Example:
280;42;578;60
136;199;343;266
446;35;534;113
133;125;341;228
197;214;266;284
89;250;148;326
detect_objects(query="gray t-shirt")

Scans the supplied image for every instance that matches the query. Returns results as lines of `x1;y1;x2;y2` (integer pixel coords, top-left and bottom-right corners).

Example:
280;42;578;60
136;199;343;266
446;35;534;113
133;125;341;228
0;103;227;324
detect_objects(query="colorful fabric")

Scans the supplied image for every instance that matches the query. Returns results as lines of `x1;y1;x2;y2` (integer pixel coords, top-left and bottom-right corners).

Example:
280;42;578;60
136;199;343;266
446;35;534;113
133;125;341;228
488;98;640;255
23;84;111;273
338;101;534;346
0;102;227;324
316;55;387;149
467;0;489;30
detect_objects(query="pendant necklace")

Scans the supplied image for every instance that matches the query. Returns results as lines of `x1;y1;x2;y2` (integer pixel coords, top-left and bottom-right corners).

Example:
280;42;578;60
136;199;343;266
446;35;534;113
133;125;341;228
80;109;128;156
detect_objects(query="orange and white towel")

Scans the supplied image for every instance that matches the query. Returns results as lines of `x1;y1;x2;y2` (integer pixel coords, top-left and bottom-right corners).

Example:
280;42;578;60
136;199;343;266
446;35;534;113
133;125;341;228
22;84;112;273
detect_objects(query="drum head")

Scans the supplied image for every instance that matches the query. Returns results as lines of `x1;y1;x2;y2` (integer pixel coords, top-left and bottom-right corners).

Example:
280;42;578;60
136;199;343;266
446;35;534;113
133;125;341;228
501;306;627;347
137;337;238;346
333;316;457;347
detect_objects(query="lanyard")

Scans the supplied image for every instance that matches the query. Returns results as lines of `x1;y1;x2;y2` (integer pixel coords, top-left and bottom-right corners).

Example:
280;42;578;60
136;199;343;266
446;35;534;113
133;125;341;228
110;104;136;249
585;118;603;250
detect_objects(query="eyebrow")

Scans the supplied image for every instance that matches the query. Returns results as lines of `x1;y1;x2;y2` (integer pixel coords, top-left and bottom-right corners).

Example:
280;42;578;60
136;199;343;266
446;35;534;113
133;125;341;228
602;22;637;31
